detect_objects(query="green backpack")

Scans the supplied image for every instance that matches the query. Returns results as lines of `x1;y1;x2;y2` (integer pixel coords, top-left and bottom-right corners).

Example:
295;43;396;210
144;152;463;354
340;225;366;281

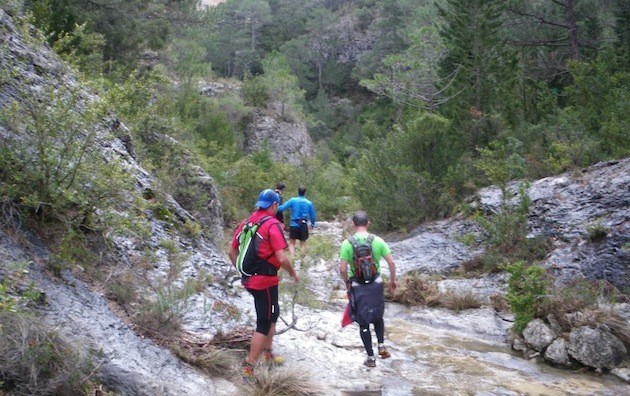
236;216;277;278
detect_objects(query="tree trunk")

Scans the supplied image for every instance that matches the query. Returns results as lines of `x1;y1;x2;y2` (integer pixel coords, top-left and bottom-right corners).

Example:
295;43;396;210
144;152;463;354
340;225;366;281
566;0;580;60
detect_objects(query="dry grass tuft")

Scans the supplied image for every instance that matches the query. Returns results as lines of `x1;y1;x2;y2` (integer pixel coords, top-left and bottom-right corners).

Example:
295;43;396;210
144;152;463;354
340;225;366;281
239;364;325;396
387;272;440;306
565;308;630;346
438;291;483;311
171;342;239;377
0;312;95;396
602;313;630;347
490;293;510;312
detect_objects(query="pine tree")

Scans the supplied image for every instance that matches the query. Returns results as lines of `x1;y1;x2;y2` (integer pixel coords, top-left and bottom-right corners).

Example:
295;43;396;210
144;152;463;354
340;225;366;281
436;0;517;150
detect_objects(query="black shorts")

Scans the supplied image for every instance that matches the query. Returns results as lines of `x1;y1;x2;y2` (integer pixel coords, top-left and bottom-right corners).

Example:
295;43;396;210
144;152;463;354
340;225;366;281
247;285;279;323
289;221;309;241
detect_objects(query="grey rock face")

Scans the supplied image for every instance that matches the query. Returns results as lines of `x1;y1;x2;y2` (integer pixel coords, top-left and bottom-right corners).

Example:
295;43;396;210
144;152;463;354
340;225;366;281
477;158;630;291
391;218;484;275
568;326;627;369
544;338;571;366
243;112;314;165
522;319;557;351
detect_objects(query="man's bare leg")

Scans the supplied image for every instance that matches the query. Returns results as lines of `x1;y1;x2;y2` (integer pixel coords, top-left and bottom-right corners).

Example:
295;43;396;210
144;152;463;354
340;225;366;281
247;331;267;365
288;239;296;257
263;322;276;351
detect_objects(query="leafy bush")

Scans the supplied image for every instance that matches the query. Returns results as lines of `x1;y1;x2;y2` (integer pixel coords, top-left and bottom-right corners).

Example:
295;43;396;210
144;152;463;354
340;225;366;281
300;157;357;219
302;234;336;261
351;115;449;230
505;261;548;333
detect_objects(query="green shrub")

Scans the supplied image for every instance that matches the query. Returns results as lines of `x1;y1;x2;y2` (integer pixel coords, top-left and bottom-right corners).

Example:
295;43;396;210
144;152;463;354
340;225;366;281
242;74;269;108
456;232;478;247
106;273;138;309
0;263;41;313
586;223;608;242
134;278;197;338
505;261;548;333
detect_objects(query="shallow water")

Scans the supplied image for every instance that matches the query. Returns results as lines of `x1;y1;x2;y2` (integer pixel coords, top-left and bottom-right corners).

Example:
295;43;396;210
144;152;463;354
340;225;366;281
372;317;627;396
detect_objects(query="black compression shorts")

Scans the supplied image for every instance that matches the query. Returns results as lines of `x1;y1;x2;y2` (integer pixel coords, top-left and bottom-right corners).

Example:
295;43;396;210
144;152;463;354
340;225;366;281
247;285;279;335
289;221;309;241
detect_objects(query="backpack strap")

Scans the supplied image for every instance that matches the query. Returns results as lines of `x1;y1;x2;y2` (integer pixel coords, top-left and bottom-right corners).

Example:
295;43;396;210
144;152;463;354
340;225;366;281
252;215;274;260
347;234;374;249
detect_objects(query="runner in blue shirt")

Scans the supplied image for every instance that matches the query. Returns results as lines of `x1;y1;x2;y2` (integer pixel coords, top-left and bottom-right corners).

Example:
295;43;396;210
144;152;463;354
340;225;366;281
278;185;317;256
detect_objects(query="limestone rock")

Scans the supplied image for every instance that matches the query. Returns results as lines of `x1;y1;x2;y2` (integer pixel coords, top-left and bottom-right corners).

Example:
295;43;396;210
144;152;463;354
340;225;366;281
568;326;627;369
243;112;314;165
523;319;557;352
544;338;571;366
611;367;630;383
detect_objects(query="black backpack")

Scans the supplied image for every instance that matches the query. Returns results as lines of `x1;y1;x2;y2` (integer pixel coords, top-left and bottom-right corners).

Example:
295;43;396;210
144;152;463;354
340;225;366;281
236;216;278;278
348;234;378;284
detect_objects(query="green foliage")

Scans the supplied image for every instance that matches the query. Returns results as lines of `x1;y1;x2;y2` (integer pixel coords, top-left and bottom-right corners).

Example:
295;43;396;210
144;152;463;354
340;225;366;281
0;263;41;313
505;261;548;333
475;138;527;188
51;22;105;77
29;0;188;69
456;233;478;247
302;234;336;261
353;150;433;230
537;279;624;332
172;84;238;152
0;69;136;241
301;157;357;219
514;108;601;177
352;116;446;230
474;183;530;261
134;248;197;337
106;273;138;309
242;73;269;107
437;0;518;146
260;51;305;120
566;53;630;159
586;223;608;242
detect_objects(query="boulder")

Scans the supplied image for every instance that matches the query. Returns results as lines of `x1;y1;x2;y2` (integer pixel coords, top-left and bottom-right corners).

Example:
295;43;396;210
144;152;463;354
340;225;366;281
568;326;627;369
546;314;564;334
544;338;571;366
523;319;557;351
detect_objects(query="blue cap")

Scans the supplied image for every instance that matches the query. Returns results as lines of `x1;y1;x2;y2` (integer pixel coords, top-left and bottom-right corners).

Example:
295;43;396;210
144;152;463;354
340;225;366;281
255;189;280;209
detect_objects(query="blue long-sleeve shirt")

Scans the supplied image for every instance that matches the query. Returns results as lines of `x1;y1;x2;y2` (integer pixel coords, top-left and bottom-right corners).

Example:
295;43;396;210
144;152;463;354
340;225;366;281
278;196;316;228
